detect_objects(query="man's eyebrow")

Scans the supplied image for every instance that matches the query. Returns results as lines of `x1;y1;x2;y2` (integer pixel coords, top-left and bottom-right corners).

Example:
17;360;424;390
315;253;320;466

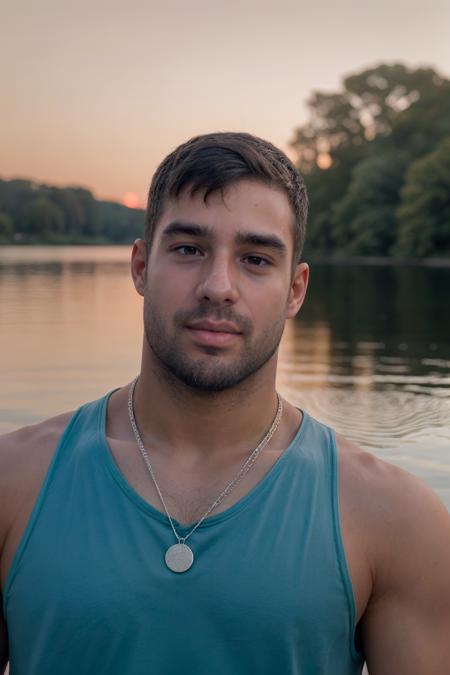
235;231;287;257
160;221;287;257
160;222;210;238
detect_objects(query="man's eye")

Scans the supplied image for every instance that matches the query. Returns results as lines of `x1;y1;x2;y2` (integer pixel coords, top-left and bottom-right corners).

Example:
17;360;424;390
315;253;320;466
175;245;202;256
245;255;270;267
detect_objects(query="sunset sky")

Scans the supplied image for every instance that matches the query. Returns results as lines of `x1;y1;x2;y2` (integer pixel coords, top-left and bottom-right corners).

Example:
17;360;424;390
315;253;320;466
2;0;450;208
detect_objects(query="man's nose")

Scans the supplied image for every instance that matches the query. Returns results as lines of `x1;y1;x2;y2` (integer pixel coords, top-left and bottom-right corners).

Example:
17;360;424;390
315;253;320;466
195;255;239;305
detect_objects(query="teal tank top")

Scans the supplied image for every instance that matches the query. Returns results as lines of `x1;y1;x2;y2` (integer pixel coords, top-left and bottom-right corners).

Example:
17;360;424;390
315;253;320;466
4;391;364;674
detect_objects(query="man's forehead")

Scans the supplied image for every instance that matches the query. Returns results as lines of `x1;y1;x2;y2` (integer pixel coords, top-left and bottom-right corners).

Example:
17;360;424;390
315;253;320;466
168;177;289;206
157;179;295;239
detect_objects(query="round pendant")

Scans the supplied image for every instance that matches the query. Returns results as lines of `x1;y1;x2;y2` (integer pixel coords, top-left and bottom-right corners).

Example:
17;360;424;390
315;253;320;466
165;543;194;573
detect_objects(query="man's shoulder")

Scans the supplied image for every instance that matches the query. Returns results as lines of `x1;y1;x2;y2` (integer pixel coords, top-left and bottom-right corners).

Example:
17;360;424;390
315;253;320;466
335;433;450;591
336;432;448;523
0;411;75;532
0;410;75;467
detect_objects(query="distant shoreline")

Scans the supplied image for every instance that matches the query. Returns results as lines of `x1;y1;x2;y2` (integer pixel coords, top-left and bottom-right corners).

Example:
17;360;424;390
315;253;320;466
305;255;450;268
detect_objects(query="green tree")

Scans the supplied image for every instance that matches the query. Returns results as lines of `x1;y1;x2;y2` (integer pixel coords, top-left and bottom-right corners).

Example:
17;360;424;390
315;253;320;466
49;187;87;237
0;211;13;239
332;152;408;254
291;64;446;172
344;64;444;138
98;201;144;243
291;63;450;257
387;75;450;159
0;179;36;231
302;168;344;256
22;197;65;239
396;136;450;257
72;188;101;237
0;177;145;244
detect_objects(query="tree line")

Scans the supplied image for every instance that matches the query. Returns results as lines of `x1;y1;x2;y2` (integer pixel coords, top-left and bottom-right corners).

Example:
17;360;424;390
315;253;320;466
291;63;450;258
0;180;144;245
1;63;449;256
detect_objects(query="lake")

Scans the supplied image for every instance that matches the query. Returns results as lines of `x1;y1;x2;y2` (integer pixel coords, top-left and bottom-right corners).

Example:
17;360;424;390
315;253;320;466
0;245;449;509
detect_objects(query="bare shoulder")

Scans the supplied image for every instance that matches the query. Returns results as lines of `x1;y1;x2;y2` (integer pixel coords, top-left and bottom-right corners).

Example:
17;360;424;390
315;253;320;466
336;432;449;530
0;411;75;540
0;411;75;475
335;432;450;596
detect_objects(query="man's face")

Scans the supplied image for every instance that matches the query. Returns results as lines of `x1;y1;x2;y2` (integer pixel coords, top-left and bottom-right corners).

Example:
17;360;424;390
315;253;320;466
134;178;308;392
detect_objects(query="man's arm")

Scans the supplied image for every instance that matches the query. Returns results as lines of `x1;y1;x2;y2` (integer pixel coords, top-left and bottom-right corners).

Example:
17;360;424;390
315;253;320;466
361;462;450;674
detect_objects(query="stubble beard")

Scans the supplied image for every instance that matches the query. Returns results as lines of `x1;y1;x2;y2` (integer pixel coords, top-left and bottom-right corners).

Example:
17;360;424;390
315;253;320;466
143;297;287;393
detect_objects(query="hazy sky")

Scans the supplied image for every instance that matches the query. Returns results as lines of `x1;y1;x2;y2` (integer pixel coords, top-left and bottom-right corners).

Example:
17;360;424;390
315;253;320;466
2;0;450;207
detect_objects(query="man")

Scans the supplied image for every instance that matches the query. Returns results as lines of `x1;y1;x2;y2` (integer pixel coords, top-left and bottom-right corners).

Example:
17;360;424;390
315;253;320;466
0;132;449;675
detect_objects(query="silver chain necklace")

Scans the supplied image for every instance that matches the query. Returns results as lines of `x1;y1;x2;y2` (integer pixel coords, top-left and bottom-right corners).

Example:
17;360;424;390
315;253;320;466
127;376;283;573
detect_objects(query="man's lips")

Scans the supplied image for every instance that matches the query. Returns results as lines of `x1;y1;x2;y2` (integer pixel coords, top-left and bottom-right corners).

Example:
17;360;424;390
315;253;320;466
186;320;242;333
186;320;243;347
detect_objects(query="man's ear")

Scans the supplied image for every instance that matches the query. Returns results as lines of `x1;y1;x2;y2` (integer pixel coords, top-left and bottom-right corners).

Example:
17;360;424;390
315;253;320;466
131;238;148;297
287;262;309;319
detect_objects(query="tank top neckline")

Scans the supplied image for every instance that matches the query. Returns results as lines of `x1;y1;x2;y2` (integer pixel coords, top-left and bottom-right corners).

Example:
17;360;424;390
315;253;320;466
98;389;311;531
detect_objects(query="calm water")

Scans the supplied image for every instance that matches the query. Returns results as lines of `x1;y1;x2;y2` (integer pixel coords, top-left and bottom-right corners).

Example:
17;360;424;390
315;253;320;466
1;246;449;509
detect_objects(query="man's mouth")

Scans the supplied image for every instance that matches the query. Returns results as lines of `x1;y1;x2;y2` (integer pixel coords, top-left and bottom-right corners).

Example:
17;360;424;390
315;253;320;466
186;320;243;347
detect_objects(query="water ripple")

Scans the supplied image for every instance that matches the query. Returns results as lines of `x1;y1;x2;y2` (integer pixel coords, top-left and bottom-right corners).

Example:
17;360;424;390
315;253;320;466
278;385;450;450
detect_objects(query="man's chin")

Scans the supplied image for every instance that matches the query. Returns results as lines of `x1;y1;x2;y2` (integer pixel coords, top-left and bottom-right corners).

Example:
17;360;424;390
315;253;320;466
152;353;252;392
171;366;248;392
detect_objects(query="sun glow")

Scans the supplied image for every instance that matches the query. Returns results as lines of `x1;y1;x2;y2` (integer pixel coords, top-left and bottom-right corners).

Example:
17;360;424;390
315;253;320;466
122;192;141;209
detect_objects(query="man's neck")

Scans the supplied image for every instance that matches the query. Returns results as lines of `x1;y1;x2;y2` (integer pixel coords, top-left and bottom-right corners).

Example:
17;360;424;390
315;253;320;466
128;352;280;463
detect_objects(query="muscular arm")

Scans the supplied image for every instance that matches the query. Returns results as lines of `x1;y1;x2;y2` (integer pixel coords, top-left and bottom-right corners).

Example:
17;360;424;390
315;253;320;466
361;461;450;674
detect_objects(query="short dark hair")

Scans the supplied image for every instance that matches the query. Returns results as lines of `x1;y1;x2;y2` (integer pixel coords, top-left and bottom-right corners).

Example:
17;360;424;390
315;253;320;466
145;131;308;263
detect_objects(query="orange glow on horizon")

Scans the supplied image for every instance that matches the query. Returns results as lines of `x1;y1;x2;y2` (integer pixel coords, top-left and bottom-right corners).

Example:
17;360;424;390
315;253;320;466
122;192;141;209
